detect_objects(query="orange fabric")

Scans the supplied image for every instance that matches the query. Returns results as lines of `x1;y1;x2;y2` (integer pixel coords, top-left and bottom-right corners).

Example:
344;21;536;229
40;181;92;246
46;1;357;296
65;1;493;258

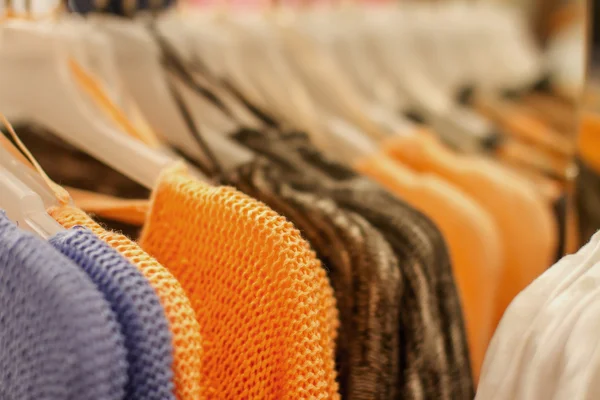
67;186;148;226
520;93;577;135
578;112;600;174
475;96;574;158
139;163;340;400
382;133;558;333
497;137;570;181
354;154;502;380
49;206;204;400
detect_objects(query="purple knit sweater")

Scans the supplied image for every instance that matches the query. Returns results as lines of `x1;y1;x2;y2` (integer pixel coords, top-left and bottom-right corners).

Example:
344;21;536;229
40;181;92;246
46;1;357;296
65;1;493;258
50;227;175;400
0;212;128;400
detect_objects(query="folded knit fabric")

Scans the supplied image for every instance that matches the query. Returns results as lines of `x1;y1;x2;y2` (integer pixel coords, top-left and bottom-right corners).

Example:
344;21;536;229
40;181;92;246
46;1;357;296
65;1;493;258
0;212;128;400
49;206;204;400
225;158;401;400
231;129;474;400
49;227;175;400
139;163;340;400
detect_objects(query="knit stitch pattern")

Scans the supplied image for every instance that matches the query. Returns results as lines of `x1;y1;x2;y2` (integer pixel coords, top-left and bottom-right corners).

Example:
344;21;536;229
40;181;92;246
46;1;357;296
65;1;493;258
226;159;402;400
232;129;474;400
49;206;203;400
139;163;340;400
49;227;175;400
0;212;128;400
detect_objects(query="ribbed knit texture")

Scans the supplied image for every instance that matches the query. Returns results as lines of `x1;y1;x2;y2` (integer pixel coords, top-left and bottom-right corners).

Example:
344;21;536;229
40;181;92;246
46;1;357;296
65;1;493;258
224;158;402;400
139;163;340;400
231;128;474;400
48;206;204;400
49;227;175;400
0;212;128;400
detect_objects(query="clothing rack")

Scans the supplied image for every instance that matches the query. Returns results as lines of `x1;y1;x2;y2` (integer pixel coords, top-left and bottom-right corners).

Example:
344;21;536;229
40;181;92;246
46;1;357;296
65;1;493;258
0;1;591;399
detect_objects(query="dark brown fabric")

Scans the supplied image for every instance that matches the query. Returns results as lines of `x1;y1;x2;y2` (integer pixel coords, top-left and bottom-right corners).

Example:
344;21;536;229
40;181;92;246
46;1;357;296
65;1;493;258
575;157;600;244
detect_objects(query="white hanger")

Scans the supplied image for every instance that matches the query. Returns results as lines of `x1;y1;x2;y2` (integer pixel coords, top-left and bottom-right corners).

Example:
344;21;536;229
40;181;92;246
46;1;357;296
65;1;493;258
0;132;65;239
0;165;65;239
151;13;241;135
89;17;202;154
195;11;379;164
229;15;320;129
298;8;415;135
224;13;332;139
178;18;264;130
444;3;543;95
192;17;280;123
484;4;544;92
59;15;126;110
89;15;253;172
357;9;495;152
0;20;179;189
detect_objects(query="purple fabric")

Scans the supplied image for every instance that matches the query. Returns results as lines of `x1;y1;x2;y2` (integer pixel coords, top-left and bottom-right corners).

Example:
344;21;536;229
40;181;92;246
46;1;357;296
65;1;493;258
0;212;127;400
50;227;175;400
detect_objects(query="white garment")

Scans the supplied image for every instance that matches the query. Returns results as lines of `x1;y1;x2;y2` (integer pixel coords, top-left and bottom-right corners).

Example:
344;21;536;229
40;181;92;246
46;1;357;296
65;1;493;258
477;232;600;399
513;259;600;399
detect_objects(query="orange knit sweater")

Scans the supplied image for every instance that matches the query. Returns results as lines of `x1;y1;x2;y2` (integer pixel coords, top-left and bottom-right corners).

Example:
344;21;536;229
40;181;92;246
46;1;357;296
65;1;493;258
49;206;204;400
138;163;340;399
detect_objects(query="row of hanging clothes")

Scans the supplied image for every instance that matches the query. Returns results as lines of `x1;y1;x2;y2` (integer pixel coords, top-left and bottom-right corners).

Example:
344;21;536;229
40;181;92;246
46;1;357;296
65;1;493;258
476;0;600;398
0;0;581;398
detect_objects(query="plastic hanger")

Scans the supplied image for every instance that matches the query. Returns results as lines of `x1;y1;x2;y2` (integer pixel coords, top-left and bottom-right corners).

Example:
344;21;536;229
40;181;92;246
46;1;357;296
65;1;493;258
88;16;208;160
284;9;416;137
59;15;127;109
446;3;543;95
176;9;378;164
225;13;326;134
418;6;573;182
150;12;266;130
360;6;498;153
155;12;253;129
87;14;253;173
0;116;65;239
274;17;386;140
0;20;182;189
151;24;238;134
192;14;289;124
192;9;379;164
0;165;65;238
57;10;165;146
149;14;244;136
193;17;285;126
263;10;390;162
